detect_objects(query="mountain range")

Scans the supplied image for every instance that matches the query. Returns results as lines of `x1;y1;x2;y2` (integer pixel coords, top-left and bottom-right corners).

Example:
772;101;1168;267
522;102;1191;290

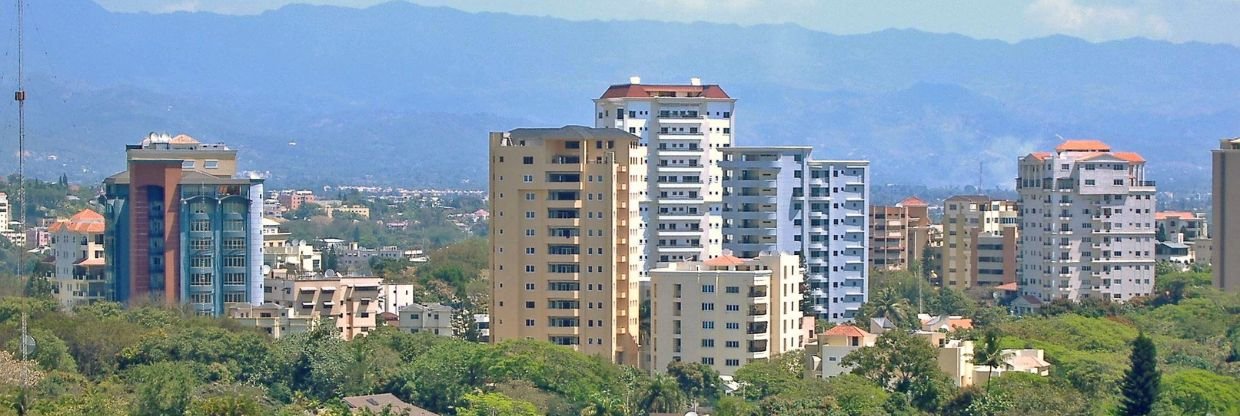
0;0;1237;191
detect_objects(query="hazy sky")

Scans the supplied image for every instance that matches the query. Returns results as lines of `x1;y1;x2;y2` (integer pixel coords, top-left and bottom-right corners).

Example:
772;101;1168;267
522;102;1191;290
93;0;1240;46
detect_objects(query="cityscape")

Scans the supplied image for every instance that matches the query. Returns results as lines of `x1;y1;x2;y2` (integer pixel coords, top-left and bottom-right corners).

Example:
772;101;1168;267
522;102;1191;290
1;1;1238;416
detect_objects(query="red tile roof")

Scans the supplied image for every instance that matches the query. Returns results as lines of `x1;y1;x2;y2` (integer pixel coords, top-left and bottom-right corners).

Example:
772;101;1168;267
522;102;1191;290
995;282;1019;292
1055;139;1111;152
170;134;200;144
897;196;928;207
1029;151;1053;160
600;84;731;99
704;255;746;267
823;324;870;338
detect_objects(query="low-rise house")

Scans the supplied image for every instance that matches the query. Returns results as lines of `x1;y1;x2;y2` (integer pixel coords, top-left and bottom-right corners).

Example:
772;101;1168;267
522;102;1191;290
342;394;437;416
228;303;318;338
473;313;491;342
397;302;455;336
1155;241;1193;270
919;314;973;332
805;324;877;378
973;348;1051;385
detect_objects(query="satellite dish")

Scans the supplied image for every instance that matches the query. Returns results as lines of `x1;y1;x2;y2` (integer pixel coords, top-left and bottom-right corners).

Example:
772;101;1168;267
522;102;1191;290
20;334;36;356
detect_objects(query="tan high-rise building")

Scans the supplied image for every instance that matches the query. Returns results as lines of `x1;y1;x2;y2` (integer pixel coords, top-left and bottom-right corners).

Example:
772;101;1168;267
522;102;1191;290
941;196;1019;289
870;197;931;271
649;253;804;376
489;126;645;364
1213;138;1240;292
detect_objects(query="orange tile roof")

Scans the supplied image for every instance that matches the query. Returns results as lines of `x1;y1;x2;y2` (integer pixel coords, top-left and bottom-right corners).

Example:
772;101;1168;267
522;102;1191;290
1055;139;1111;152
170;134;200;144
823;324;870;338
897;196;928;207
1029;151;1052;160
948;319;974;330
995;282;1019;291
600;83;731;99
1155;211;1197;220
1111;152;1145;162
49;209;104;235
704;255;746;267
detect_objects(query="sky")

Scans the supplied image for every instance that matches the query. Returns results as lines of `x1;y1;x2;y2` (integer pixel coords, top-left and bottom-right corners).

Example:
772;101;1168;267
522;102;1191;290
92;0;1240;46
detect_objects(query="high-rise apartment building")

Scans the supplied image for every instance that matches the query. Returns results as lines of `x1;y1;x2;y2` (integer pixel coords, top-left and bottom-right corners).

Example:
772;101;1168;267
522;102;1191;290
870;197;931;271
101;133;264;315
1016;140;1156;303
941;196;1020;289
1212;138;1240;292
594;77;735;271
48;209;108;309
649;253;804;376
488;126;645;364
718;146;870;322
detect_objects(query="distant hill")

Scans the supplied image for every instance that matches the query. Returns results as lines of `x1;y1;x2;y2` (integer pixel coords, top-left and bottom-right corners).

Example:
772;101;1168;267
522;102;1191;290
0;0;1236;190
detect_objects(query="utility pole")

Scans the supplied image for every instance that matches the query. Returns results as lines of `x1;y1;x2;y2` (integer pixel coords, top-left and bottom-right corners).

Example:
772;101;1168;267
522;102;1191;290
15;0;30;412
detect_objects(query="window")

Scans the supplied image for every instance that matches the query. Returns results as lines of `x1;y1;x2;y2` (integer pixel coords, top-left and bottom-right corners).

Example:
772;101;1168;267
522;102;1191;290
191;273;212;286
182;160;196;169
190;292;212;304
204;160;219;169
701;285;715;293
726;341;740;348
190;238;212;250
191;220;212;232
1084;179;1095;186
1114;179;1124;186
223;256;246;268
191;257;212;268
701;339;715;348
725;286;740;294
223;291;246;303
701;321;715;329
701;357;715;365
523;156;534;164
725;304;740;312
523;175;534;183
223;238;245;250
725;359;740;367
224;219;245;232
726;322;740;330
701;303;715;311
224;273;245;285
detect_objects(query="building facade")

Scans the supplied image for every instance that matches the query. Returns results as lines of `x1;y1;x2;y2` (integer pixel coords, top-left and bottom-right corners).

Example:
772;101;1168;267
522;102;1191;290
488;126;645;364
101;133;264;315
397;302;455;336
941;196;1020;289
1017;140;1156;303
870;197;931;271
263;276;382;340
48;209;108;309
1214;138;1240;292
718;146;870;322
649;253;804;376
593;77;735;271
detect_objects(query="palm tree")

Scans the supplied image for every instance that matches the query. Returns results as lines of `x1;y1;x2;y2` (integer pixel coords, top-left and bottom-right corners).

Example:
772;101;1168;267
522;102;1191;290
579;391;626;416
872;288;914;329
972;331;1010;391
640;374;687;414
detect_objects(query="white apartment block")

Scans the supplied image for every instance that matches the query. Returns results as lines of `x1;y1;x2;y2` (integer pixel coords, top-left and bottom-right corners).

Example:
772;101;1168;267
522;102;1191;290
397;302;455;336
594;77;736;273
1017;140;1157;304
719;146;870;322
48;209;108;309
649;253;804;376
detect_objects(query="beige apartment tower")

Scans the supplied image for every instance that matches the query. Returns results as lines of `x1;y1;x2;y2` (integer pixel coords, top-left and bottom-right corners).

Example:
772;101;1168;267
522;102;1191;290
1213;138;1240;292
489;126;645;364
870;197;931;271
941;196;1019;289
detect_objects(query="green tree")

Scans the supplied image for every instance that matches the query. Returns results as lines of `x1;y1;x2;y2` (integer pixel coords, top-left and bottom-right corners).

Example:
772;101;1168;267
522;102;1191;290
713;395;757;416
129;361;199;416
733;351;805;401
1158;369;1240;415
972;331;1008;391
638;374;686;414
1119;332;1160;416
456;392;540;416
842;330;952;412
665;361;720;406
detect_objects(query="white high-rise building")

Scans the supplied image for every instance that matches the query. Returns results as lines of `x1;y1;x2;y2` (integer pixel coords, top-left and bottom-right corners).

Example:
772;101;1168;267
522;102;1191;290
719;146;870;322
595;77;736;275
1016;140;1157;304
